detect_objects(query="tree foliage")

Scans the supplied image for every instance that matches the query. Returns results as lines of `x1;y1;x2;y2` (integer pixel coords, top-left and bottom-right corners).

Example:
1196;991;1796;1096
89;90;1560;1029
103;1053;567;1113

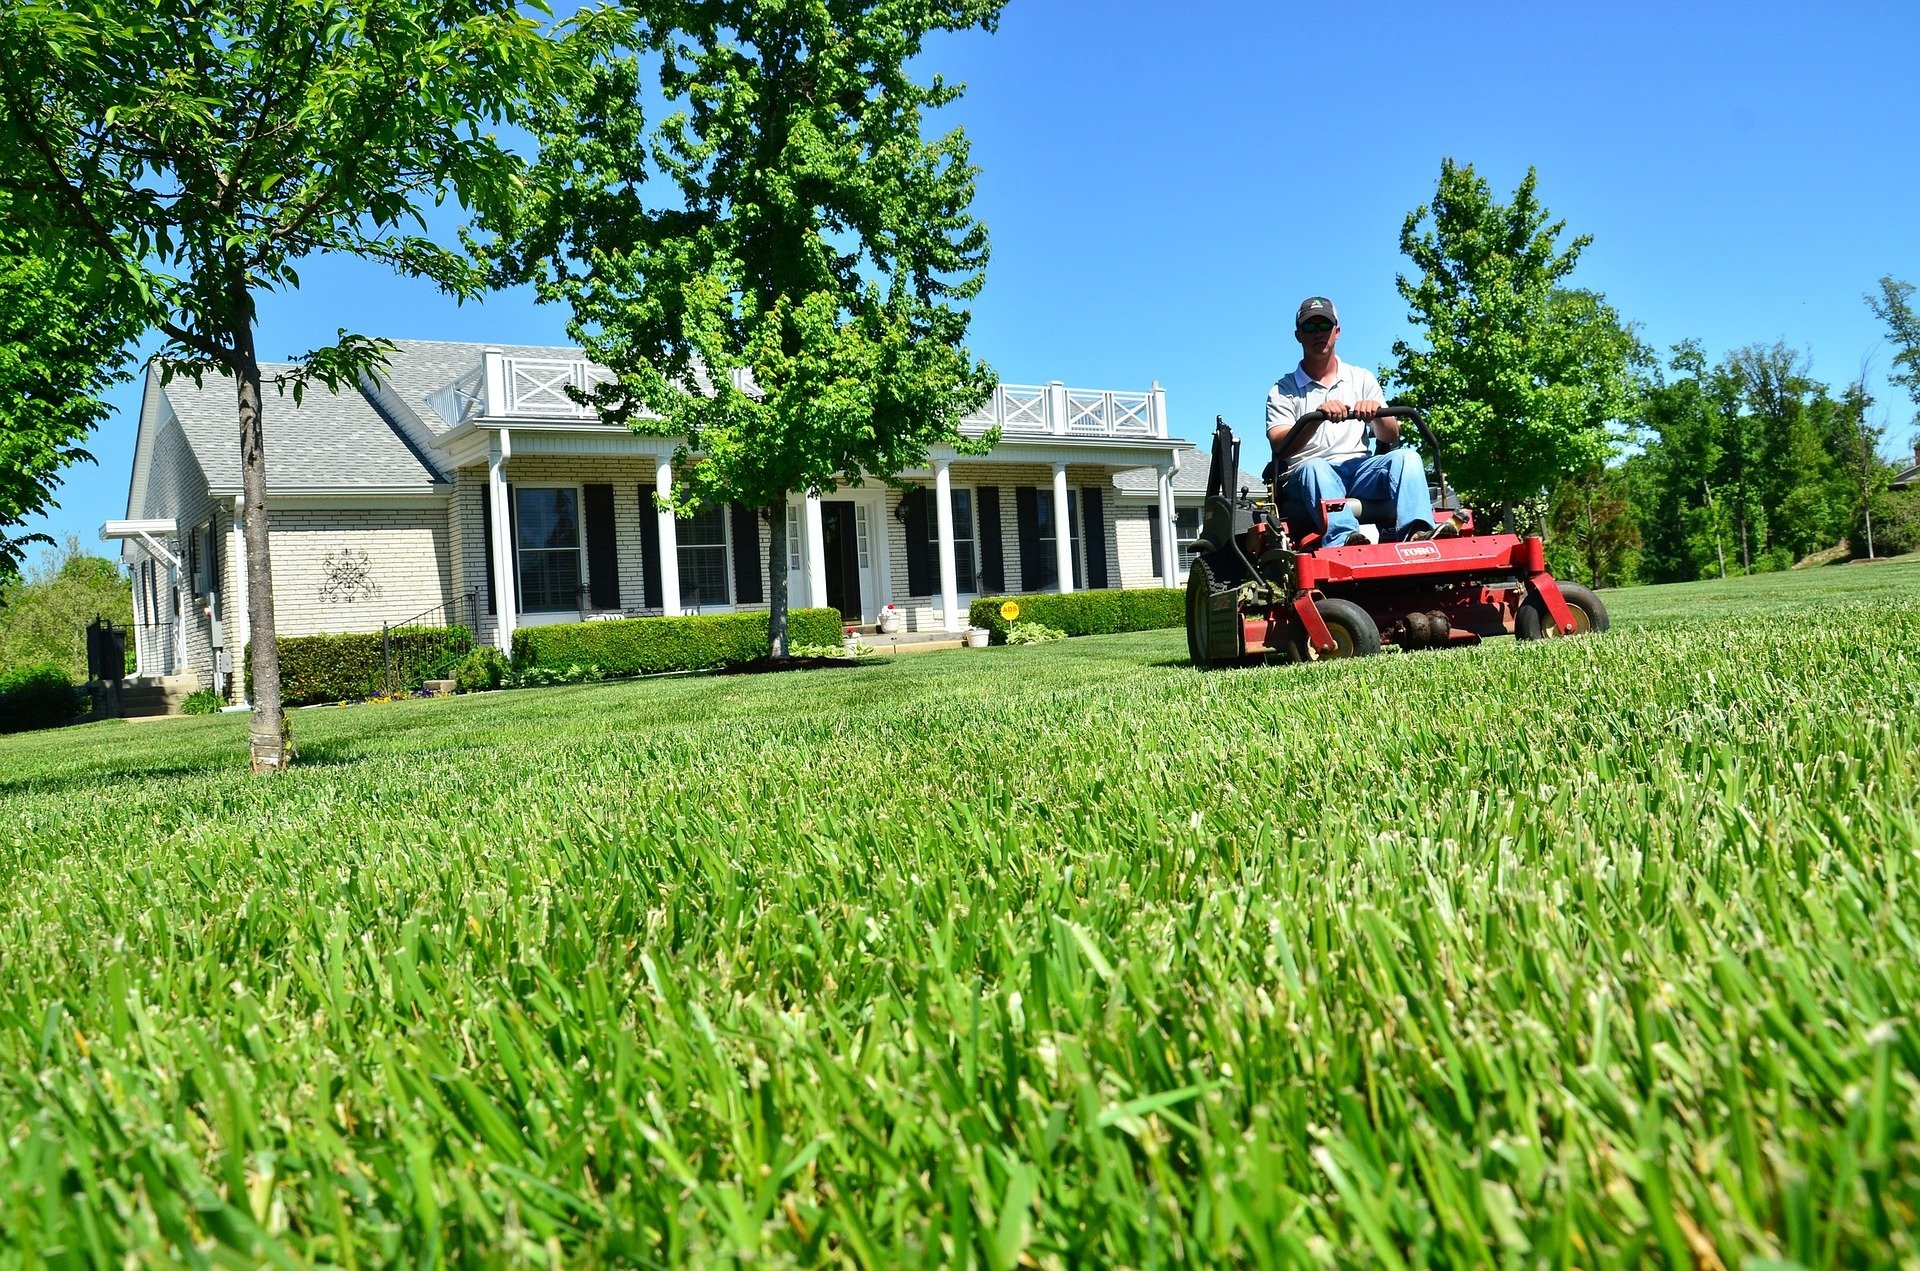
499;0;1002;655
0;536;131;679
1623;343;1887;583
1389;161;1646;509
0;0;558;769
0;199;148;584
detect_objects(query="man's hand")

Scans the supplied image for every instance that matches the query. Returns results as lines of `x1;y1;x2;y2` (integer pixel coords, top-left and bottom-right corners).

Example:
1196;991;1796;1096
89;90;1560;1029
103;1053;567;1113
1352;399;1385;419
1320;399;1350;422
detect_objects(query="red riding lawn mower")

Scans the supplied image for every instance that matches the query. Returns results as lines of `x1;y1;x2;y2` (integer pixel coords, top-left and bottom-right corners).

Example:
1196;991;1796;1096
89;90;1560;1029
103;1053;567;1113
1185;407;1608;666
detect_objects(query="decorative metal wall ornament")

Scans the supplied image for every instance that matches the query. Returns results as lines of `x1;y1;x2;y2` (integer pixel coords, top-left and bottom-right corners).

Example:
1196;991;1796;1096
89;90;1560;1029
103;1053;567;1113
317;548;381;604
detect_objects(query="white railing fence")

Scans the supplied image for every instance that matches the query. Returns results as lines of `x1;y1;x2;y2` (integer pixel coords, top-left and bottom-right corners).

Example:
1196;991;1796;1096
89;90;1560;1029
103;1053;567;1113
488;356;617;419
476;353;1166;440
960;381;1166;440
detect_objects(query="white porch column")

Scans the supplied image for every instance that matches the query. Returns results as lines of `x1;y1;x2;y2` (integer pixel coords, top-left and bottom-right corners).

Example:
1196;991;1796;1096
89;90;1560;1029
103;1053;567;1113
933;459;961;632
655;457;682;616
1157;464;1179;588
229;496;252;699
803;494;828;609
1051;462;1075;594
128;569;146;678
488;432;517;653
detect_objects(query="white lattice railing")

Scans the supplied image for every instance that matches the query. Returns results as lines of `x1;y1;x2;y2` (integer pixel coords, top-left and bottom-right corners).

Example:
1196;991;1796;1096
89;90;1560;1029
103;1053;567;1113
485;355;616;419
960;381;1165;440
476;355;1166;440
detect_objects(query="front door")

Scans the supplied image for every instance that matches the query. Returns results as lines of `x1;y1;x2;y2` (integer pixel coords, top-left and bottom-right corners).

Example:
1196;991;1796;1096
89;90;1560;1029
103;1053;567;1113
820;501;862;623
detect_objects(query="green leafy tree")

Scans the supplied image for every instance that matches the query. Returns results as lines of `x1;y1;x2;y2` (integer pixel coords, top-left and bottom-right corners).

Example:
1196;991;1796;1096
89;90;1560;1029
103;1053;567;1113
0;0;558;771
1389;161;1645;511
1867;274;1920;467
1629;342;1729;583
1545;463;1640;588
0;536;132;679
0;199;148;585
500;0;1001;657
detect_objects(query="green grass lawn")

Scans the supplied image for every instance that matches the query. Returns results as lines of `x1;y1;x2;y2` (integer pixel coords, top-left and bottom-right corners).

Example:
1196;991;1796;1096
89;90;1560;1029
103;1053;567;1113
4;561;1918;1265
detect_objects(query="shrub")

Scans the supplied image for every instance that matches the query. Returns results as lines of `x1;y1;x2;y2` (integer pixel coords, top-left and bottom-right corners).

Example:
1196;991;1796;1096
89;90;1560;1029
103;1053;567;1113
246;625;474;707
453;646;510;693
1005;622;1066;645
0;663;85;733
180;689;224;715
1854;488;1920;558
968;589;1185;644
511;609;845;677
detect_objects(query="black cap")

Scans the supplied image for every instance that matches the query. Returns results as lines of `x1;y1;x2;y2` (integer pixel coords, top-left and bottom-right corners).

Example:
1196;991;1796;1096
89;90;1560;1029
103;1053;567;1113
1294;296;1338;328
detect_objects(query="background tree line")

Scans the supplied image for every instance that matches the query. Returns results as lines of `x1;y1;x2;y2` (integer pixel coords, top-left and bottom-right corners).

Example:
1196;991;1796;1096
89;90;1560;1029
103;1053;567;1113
1385;161;1918;589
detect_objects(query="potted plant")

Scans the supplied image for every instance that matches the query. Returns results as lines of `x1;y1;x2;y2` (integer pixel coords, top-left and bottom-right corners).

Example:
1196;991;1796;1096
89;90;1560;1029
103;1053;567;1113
965;626;990;649
878;602;905;634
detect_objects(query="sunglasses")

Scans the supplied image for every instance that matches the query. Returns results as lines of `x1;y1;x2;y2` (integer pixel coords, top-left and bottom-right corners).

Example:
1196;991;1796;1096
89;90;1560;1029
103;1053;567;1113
1298;320;1335;334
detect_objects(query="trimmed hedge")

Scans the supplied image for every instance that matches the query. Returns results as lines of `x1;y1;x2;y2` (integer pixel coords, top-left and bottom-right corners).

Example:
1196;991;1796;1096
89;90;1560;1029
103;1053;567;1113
969;589;1186;644
512;608;847;677
247;626;474;707
0;663;85;733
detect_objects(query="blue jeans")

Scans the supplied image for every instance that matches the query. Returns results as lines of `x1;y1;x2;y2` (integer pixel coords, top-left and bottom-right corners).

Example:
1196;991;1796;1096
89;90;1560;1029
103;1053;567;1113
1283;449;1434;542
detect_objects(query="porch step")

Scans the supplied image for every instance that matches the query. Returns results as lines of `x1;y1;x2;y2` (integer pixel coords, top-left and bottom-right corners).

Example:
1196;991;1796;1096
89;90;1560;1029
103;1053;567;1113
857;632;968;655
98;675;204;719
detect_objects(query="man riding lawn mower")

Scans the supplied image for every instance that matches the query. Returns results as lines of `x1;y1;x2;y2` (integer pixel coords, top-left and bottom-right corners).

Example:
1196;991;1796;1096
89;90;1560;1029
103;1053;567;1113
1183;407;1608;666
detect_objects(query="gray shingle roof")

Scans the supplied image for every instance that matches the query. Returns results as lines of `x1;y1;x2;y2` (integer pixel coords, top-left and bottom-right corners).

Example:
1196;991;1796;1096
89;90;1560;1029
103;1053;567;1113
161;364;442;493
1113;453;1260;497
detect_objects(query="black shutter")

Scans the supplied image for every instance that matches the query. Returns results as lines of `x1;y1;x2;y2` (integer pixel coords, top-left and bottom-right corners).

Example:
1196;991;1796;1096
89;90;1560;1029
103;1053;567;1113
507;484;520;611
730;504;763;604
638;484;663;609
584;484;620;610
1149;504;1164;579
480;489;496;615
1083;487;1108;589
206;520;220;598
976;486;1004;594
186;531;199;597
903;488;932;596
1015;486;1041;591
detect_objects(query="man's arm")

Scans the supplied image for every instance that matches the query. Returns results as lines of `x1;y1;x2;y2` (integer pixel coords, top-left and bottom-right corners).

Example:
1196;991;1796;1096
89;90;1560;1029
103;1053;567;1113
1265;383;1298;450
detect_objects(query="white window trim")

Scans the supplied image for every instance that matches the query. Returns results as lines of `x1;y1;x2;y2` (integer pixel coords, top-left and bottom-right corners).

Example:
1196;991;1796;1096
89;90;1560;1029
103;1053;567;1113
514;483;589;618
1032;488;1095;594
952;486;982;600
677;502;736;613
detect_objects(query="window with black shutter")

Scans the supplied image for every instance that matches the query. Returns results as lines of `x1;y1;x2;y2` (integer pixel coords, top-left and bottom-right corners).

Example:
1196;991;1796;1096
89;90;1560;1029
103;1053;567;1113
1082;487;1108;589
637;484;663;609
730;504;763;604
1014;486;1043;591
584;484;620;609
976;486;1004;593
902;488;932;595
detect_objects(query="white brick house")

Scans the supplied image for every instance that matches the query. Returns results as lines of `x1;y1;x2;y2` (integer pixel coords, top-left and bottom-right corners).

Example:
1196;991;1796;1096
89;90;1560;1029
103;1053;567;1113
104;340;1238;700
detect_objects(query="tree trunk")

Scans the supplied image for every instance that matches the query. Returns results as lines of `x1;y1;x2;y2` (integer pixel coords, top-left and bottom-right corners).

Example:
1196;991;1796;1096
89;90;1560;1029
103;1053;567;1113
766;495;790;659
234;327;289;771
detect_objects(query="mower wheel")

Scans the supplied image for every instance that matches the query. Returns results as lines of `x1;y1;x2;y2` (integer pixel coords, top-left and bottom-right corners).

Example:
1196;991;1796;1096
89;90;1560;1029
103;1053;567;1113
1292;596;1381;662
1185;554;1243;668
1516;581;1610;640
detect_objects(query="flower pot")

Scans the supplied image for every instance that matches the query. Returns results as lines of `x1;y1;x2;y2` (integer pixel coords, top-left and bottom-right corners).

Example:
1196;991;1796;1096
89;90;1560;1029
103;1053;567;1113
965;627;990;649
880;617;904;635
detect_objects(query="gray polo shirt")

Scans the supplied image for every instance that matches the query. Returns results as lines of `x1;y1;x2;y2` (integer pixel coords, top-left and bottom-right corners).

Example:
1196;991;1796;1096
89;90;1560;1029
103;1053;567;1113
1265;359;1385;480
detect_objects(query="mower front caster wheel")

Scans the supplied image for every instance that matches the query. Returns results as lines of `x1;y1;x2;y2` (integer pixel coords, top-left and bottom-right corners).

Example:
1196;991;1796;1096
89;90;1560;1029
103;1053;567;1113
1516;581;1609;640
1291;596;1382;662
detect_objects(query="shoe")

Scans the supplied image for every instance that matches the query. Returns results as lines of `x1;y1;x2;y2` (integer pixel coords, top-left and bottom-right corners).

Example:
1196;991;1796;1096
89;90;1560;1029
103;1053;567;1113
1403;519;1460;542
1333;524;1379;547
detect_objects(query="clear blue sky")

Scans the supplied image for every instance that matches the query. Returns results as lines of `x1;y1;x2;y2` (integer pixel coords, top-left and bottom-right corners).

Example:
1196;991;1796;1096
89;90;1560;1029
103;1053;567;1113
24;0;1920;560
